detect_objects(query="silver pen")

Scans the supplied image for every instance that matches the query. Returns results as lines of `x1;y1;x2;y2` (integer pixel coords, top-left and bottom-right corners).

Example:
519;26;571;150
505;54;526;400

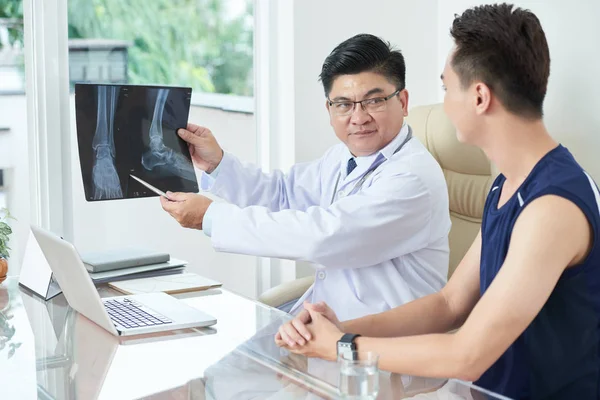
130;174;171;200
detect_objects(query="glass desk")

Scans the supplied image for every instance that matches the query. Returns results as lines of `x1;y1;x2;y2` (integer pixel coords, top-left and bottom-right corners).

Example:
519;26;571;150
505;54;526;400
0;277;510;399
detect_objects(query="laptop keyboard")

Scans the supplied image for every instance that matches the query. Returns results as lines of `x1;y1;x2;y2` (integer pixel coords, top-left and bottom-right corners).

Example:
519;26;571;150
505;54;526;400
104;298;172;329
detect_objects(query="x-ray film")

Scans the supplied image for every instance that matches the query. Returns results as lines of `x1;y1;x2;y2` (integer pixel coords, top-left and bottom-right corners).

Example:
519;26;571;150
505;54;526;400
75;83;199;201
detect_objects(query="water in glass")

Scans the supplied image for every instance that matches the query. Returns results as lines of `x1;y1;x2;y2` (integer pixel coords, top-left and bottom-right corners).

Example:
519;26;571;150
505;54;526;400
339;358;379;399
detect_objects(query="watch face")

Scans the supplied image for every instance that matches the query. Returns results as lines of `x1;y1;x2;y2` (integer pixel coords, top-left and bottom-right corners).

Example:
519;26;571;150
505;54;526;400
337;342;356;359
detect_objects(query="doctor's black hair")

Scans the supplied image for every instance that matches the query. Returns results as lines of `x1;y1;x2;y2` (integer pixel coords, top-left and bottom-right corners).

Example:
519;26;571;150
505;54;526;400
450;3;550;119
319;34;406;97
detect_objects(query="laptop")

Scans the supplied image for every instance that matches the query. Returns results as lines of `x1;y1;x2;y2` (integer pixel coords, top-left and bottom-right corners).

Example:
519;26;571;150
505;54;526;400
31;225;217;336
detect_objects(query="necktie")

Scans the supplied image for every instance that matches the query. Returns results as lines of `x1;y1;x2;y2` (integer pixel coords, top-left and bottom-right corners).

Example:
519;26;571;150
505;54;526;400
346;157;357;176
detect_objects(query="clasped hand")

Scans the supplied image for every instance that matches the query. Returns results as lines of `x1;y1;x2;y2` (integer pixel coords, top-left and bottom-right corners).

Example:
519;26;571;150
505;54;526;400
274;301;345;361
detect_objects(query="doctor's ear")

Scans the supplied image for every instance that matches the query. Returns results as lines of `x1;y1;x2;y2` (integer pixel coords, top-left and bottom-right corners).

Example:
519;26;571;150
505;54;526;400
326;99;335;127
399;89;409;117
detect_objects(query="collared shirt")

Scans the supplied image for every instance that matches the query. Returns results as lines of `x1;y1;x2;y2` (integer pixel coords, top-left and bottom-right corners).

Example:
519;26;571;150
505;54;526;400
339;122;407;181
199;123;450;321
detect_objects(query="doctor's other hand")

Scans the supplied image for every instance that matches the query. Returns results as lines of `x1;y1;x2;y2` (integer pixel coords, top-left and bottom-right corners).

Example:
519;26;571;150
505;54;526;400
177;123;223;173
275;301;343;347
160;192;213;230
283;308;343;361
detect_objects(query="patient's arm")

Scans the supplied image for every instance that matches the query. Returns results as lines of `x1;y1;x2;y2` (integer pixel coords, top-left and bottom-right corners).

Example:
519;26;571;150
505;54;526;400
282;195;591;381
350;195;591;380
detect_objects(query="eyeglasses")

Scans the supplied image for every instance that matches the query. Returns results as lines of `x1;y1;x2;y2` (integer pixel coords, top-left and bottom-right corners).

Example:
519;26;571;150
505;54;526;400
327;89;401;117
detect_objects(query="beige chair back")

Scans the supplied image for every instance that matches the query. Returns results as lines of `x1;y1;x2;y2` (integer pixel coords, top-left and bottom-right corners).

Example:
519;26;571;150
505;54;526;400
406;104;495;278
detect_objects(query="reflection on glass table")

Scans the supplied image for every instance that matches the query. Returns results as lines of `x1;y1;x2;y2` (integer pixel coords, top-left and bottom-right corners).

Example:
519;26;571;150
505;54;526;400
3;277;511;399
12;277;298;399
211;319;513;400
0;278;37;399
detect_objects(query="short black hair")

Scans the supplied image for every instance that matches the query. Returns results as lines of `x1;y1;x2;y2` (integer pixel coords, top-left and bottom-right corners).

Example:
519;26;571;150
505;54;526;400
319;34;406;98
450;3;550;119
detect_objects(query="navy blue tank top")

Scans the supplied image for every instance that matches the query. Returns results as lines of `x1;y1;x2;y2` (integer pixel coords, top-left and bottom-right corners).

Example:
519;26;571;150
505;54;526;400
476;145;600;399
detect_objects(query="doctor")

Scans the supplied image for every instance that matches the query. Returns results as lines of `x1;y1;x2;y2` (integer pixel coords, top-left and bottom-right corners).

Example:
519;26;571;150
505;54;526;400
161;33;451;321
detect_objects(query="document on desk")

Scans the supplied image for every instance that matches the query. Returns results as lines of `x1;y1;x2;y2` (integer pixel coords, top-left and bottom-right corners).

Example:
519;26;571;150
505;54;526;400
89;258;187;284
108;272;222;295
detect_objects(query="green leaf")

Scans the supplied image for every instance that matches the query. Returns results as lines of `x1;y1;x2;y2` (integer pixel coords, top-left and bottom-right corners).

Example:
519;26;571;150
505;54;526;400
0;223;12;235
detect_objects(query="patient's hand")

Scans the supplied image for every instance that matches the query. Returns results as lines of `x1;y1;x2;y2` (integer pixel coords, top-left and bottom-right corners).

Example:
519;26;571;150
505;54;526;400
275;309;312;347
275;301;342;347
280;308;343;361
305;301;342;329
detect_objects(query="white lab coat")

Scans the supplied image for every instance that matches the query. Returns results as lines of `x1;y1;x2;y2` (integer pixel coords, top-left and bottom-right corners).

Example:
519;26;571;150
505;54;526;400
201;124;450;321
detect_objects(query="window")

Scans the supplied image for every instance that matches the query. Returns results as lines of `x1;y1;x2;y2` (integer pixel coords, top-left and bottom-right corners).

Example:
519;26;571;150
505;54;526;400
0;4;24;94
66;0;254;97
0;0;30;271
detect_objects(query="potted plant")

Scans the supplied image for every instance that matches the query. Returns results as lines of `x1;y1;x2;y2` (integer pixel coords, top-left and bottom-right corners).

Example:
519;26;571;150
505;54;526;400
0;208;14;284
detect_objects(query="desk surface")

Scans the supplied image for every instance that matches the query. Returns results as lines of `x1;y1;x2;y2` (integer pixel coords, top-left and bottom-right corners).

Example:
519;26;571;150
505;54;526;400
0;277;509;399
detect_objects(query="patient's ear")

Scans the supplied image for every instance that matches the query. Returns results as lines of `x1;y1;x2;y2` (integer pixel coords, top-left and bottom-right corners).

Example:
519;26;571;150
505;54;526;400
474;82;492;115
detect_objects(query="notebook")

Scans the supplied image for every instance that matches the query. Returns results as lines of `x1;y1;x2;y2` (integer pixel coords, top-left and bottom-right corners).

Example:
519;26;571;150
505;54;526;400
108;273;222;295
81;248;170;273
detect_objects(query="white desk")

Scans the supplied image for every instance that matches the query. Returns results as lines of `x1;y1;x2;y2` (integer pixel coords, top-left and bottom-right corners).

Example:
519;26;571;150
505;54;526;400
0;277;509;399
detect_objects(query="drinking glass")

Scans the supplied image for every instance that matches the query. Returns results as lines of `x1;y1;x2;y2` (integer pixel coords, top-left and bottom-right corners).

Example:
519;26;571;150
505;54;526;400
338;351;379;399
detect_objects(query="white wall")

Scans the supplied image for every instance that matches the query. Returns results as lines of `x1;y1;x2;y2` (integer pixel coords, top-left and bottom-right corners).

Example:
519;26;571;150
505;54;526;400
69;101;259;298
290;0;440;277
438;0;600;182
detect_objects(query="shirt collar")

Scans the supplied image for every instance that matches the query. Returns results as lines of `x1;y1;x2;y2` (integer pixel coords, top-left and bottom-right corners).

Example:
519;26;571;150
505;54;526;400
341;121;409;180
378;121;409;161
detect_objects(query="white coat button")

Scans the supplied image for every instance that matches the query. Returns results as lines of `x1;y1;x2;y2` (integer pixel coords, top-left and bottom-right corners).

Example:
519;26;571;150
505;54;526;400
317;271;326;280
337;190;346;198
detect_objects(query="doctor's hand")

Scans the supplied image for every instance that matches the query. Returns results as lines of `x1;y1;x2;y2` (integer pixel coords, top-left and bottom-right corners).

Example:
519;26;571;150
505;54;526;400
281;308;344;362
275;301;343;347
160;192;213;230
177;123;223;173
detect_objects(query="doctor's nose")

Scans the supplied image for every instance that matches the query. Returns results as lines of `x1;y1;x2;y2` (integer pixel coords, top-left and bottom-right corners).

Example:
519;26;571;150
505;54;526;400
350;104;373;125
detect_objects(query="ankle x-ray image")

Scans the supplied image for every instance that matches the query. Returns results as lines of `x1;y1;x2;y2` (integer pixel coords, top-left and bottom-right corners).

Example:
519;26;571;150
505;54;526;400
75;83;198;201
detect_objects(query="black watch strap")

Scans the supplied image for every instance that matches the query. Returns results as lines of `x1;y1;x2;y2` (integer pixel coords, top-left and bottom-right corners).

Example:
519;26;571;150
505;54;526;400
337;333;362;358
339;333;361;344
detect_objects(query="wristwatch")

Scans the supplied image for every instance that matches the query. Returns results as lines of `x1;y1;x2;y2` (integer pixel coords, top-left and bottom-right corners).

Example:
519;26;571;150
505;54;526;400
337;333;361;360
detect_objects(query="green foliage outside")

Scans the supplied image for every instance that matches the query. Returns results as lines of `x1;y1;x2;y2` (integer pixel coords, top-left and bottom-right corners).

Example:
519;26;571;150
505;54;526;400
0;0;23;49
0;0;254;96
